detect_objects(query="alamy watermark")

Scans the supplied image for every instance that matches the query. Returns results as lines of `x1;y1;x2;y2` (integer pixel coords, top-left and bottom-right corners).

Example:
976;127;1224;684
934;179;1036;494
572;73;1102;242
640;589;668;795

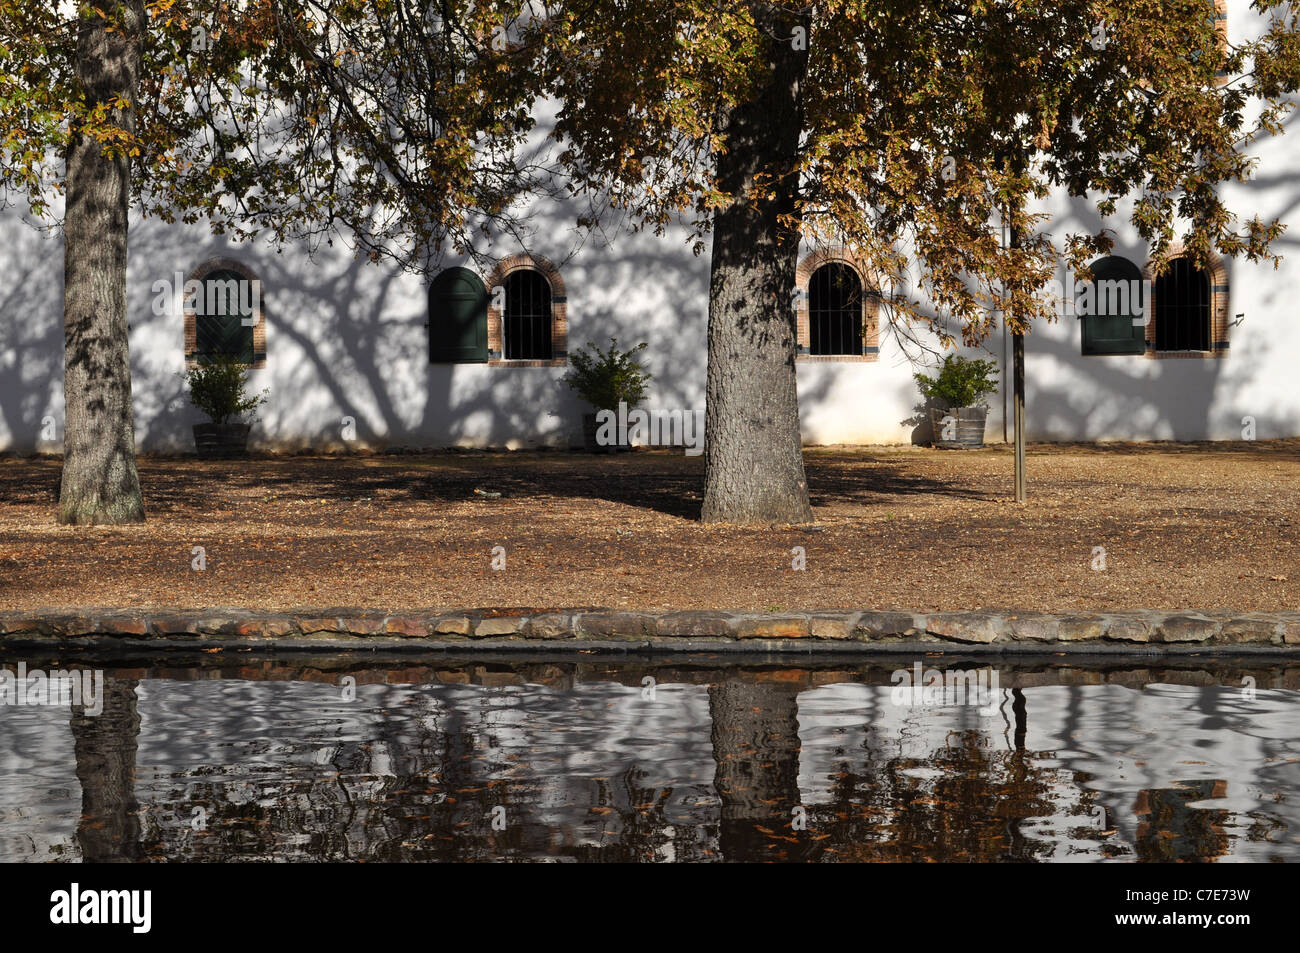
50;883;151;933
890;662;1001;715
150;271;261;323
1055;272;1152;324
1;664;104;716
596;401;705;456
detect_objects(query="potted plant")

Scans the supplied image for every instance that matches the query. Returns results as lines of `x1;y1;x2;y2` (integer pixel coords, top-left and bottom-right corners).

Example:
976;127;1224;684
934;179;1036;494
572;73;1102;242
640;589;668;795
184;352;268;458
562;338;652;452
913;353;999;449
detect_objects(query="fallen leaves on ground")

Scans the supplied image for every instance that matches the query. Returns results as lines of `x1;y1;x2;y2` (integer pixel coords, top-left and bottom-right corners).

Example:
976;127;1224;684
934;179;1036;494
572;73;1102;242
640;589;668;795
0;440;1297;613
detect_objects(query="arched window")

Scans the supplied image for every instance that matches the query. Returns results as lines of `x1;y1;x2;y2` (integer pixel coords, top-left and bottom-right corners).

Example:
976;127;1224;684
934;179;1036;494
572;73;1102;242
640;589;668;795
503;268;553;360
484;254;567;365
808;262;862;356
1154;258;1211;352
1080;256;1146;355
185;262;263;366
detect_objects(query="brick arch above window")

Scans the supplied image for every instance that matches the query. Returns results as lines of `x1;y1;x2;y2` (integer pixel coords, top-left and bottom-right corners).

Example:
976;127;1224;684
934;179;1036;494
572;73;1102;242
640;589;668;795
484;254;567;366
1141;245;1229;359
1212;0;1230;83
1213;0;1229;48
183;257;266;369
794;247;880;362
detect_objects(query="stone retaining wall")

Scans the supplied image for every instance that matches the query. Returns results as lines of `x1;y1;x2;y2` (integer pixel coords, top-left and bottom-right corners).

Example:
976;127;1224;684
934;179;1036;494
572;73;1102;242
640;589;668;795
1;608;1298;652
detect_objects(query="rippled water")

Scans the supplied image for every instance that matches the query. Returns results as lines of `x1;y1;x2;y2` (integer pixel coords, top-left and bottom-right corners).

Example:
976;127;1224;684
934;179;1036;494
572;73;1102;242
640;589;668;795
1;655;1297;862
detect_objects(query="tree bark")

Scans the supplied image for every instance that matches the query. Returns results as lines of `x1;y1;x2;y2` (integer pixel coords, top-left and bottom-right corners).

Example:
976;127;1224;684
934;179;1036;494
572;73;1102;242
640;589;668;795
59;0;146;525
702;4;813;525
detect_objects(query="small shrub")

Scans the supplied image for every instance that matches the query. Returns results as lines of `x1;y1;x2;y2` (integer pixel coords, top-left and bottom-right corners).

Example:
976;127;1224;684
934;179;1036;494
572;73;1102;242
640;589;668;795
913;353;1000;408
563;338;653;412
184;352;268;425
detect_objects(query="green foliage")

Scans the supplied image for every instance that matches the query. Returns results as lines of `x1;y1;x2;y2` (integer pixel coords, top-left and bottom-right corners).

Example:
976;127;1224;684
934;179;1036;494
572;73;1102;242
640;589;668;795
7;2;1300;329
543;1;1300;345
563;338;652;412
184;352;268;425
913;354;999;409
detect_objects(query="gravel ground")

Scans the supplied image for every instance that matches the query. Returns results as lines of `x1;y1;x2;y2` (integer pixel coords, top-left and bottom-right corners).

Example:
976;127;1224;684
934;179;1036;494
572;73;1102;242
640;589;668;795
0;441;1296;613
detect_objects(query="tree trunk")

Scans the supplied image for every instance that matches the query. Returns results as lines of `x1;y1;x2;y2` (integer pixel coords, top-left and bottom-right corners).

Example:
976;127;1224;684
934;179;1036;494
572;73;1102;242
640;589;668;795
702;4;813;525
59;1;146;525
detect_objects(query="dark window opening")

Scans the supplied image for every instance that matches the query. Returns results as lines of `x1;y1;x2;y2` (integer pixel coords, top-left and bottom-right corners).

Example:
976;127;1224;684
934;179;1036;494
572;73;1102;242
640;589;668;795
1080;256;1146;356
808;262;863;356
194;268;255;364
1154;258;1211;352
504;269;553;360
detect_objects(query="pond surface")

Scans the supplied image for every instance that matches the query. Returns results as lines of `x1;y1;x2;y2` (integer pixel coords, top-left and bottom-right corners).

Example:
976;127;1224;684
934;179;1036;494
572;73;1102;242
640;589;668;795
1;654;1297;862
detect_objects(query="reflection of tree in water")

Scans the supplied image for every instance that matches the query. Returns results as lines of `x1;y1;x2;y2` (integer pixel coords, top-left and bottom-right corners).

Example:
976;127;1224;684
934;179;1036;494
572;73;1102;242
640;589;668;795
709;678;820;862
134;688;719;862
71;677;142;862
1133;780;1230;863
65;668;1268;862
807;688;1100;861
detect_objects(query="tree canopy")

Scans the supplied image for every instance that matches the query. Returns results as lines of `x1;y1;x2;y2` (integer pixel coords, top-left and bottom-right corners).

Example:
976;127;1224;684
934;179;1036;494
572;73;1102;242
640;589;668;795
545;0;1300;346
5;1;1300;524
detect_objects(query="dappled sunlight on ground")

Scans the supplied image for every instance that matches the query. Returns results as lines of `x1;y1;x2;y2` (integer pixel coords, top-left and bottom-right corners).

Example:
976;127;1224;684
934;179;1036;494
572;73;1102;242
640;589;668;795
0;441;1297;612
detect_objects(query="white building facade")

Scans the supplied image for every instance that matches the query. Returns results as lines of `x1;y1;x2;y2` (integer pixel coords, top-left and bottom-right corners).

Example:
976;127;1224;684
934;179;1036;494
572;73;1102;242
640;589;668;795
2;2;1297;455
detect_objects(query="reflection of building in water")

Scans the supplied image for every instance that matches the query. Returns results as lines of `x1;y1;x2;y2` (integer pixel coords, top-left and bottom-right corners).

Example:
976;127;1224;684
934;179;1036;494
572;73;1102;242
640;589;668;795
796;682;1098;861
128;677;722;862
1133;780;1231;863
0;666;1297;862
1025;683;1297;862
0;696;82;860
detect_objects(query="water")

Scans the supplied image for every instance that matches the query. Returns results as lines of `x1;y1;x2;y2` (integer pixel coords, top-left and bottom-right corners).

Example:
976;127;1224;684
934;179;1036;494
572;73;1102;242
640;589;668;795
1;654;1297;862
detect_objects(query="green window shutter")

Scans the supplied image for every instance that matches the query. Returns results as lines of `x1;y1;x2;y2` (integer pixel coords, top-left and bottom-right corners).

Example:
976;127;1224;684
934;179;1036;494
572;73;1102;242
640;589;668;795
1080;256;1147;355
195;269;255;363
429;267;488;362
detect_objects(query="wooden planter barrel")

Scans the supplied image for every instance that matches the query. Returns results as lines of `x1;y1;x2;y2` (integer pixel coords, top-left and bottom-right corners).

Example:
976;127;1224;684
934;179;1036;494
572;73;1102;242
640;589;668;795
193;422;251;459
929;406;988;449
581;413;632;453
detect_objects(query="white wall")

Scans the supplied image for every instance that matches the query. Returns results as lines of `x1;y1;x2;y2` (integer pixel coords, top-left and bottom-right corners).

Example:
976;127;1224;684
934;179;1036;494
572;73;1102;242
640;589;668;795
2;2;1298;452
3;181;1298;452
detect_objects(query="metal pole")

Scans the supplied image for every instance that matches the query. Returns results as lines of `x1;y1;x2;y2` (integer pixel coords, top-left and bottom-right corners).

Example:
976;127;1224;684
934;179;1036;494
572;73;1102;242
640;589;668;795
1009;217;1026;503
1002;319;1009;445
1013;330;1026;503
1001;217;1009;445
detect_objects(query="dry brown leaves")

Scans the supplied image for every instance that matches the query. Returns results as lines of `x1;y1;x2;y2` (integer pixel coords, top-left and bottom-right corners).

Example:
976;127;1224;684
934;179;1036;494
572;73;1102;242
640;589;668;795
0;441;1296;613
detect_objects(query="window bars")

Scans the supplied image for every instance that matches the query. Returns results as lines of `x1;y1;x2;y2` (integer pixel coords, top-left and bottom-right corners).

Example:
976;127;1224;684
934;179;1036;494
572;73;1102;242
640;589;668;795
809;262;863;356
1155;258;1211;352
504;269;553;360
